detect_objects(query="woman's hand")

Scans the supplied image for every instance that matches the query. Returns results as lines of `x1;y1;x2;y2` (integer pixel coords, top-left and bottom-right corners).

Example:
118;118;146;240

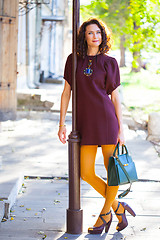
117;129;125;146
58;125;67;144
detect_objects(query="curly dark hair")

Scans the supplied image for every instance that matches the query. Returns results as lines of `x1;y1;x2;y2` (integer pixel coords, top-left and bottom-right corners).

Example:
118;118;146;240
77;18;112;58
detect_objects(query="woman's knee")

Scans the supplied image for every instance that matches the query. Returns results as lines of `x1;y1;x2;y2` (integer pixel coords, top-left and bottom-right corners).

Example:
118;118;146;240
81;168;95;183
80;145;98;182
80;168;89;181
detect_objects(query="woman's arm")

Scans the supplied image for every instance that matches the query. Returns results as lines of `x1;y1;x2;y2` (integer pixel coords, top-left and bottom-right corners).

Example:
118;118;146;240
111;88;125;145
58;81;71;144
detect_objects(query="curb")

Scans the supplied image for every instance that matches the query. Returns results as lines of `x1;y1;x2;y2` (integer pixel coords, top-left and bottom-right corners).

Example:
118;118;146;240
0;174;24;221
0;200;4;223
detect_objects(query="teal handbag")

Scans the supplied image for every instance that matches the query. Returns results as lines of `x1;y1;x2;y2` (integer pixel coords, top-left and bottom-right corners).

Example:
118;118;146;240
108;143;138;198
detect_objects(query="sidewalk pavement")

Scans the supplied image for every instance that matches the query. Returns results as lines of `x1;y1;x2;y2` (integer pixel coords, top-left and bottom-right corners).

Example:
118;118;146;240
0;83;160;239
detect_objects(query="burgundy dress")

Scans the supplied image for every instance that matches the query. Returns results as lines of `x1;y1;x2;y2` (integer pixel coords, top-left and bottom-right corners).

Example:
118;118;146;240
64;53;120;146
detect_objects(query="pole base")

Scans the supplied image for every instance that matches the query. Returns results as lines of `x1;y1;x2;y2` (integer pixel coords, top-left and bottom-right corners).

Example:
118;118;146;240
66;208;83;234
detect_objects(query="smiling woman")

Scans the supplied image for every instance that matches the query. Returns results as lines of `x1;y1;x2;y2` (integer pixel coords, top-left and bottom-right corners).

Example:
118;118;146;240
58;18;136;235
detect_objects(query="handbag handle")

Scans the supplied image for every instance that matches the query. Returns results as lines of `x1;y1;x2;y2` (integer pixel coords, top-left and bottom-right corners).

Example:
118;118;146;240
122;144;129;155
113;142;128;156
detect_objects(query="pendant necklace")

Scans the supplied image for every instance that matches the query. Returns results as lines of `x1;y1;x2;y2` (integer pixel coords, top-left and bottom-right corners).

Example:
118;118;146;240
84;53;98;77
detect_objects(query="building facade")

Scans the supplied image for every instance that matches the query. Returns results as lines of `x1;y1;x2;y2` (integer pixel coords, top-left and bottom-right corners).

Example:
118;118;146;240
17;0;71;88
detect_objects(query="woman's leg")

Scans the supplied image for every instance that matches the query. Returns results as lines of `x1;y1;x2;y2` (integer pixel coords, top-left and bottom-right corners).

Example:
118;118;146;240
91;145;119;227
80;144;123;226
102;145;124;223
80;145;107;197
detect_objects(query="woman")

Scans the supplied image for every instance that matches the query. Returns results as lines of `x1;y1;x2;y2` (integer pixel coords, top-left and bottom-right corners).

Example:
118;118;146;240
58;18;136;234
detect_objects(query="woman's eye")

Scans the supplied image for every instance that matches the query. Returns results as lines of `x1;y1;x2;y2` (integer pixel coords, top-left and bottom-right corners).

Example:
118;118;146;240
87;31;101;35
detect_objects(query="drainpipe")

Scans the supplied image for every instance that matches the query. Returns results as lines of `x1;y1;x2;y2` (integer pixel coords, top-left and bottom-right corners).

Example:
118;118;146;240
34;3;41;86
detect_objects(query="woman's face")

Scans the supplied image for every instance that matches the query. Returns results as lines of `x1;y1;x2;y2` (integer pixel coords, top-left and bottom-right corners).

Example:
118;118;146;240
85;24;102;49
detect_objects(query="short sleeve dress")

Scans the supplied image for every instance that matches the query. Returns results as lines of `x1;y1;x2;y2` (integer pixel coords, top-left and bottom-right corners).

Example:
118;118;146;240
64;53;120;146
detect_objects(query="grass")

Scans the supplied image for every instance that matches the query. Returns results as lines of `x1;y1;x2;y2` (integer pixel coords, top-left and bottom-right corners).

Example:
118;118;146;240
121;67;160;90
120;67;160;121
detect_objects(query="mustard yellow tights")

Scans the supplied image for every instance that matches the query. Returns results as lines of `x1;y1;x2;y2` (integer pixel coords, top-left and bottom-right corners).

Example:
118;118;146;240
80;145;123;227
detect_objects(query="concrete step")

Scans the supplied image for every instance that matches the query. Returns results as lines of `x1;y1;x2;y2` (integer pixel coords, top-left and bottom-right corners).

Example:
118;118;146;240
0;200;4;222
0;174;24;221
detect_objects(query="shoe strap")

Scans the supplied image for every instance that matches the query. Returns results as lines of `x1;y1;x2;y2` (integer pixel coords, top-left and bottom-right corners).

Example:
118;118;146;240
115;202;123;216
99;210;111;225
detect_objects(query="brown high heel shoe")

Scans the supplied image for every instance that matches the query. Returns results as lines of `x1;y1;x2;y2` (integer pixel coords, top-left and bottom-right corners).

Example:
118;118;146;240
115;202;136;232
88;210;112;234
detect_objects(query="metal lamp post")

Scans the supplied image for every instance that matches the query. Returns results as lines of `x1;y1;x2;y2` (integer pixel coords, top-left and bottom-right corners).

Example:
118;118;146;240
66;0;83;234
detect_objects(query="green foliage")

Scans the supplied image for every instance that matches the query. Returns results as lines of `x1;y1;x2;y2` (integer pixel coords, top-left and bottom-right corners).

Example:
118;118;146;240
132;59;139;69
80;0;160;64
80;0;108;21
126;0;160;53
